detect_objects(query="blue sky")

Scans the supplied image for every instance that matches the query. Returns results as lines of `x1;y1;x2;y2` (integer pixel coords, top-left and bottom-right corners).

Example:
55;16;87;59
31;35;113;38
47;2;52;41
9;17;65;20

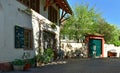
68;0;120;27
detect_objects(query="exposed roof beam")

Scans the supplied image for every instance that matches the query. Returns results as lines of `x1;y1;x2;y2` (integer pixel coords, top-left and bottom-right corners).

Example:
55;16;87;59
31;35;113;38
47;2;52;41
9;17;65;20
44;0;72;15
54;0;72;15
59;10;67;22
44;0;54;11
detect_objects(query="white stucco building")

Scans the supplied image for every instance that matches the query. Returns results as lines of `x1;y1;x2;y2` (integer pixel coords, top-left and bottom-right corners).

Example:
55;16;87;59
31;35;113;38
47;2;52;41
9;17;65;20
0;0;72;68
0;0;34;63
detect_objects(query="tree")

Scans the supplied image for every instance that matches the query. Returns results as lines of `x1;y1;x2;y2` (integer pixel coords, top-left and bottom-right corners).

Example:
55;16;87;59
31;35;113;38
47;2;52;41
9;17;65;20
95;18;115;43
61;3;100;42
60;2;120;46
94;18;120;46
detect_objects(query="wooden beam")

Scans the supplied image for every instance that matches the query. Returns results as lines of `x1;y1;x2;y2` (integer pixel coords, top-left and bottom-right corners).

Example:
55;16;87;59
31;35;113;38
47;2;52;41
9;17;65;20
61;17;69;23
59;11;67;22
55;0;71;14
44;0;56;11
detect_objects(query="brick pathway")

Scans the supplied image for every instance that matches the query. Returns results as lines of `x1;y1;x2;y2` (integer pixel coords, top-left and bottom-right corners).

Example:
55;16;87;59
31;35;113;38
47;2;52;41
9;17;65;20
2;58;120;73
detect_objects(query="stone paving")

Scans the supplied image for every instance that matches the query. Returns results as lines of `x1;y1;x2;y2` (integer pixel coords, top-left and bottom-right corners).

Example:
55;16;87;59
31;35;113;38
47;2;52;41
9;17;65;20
2;58;120;73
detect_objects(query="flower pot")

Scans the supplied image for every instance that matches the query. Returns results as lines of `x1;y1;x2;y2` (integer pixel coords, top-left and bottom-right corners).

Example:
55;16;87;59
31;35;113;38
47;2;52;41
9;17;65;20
24;64;31;70
13;65;24;71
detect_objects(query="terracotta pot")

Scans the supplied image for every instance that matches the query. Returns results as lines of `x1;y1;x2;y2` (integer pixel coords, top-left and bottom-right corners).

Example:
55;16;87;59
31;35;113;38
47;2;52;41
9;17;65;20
0;63;12;71
24;64;31;70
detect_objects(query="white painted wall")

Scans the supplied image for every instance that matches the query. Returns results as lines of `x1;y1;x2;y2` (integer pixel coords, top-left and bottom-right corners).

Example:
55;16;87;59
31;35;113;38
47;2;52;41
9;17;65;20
0;0;60;63
61;42;83;52
32;0;60;53
104;44;120;57
61;42;120;58
32;10;60;54
0;0;35;63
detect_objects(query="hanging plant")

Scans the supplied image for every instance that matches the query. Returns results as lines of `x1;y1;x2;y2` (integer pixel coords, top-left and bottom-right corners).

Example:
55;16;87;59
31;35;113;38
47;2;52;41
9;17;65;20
18;8;32;15
24;8;32;14
51;23;57;29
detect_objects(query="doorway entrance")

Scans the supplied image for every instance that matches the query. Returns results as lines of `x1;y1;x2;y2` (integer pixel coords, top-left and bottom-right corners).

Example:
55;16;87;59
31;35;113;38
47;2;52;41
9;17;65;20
89;39;102;58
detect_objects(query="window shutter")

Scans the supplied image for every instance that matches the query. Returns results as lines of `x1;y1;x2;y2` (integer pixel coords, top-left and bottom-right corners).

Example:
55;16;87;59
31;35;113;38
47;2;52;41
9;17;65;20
15;26;24;48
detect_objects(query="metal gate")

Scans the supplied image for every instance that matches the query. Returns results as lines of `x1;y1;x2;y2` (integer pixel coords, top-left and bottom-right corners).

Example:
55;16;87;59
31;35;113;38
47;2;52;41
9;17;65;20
89;39;102;58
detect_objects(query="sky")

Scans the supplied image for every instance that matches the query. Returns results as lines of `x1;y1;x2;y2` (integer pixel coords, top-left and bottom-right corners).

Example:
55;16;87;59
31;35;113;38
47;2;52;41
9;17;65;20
67;0;120;27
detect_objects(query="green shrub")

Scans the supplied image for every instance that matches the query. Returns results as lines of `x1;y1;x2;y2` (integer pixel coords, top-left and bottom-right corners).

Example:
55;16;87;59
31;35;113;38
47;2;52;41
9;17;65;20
36;48;54;64
43;48;54;63
12;59;24;66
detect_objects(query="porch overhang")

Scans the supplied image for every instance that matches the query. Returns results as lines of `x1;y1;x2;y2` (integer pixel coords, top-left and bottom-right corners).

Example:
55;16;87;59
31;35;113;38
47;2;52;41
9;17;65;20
45;0;72;15
54;0;72;15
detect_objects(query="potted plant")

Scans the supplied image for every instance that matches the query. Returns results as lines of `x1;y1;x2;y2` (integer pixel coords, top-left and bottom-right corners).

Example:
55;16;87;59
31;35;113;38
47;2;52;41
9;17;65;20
29;57;36;67
12;59;24;71
22;52;31;70
36;54;44;66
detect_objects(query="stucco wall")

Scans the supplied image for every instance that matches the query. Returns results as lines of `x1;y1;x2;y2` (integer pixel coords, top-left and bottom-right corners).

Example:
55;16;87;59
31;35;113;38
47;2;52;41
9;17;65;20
32;0;60;53
0;0;35;63
61;42;83;53
32;10;60;54
61;42;120;58
0;0;60;63
104;44;120;57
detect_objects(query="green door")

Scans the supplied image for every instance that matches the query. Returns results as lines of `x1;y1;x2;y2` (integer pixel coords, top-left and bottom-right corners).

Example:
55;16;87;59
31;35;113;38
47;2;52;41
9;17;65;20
89;39;102;57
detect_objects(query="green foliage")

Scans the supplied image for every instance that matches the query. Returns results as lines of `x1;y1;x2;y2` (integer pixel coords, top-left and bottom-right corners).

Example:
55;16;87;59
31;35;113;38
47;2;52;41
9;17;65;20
43;48;54;63
12;59;24;66
29;57;36;65
44;48;54;57
36;53;44;63
61;1;120;46
36;48;54;63
51;23;57;29
61;2;100;42
95;18;120;46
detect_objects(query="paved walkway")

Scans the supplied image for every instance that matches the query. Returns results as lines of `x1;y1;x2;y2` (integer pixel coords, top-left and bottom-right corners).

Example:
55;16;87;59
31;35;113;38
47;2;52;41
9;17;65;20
2;58;120;73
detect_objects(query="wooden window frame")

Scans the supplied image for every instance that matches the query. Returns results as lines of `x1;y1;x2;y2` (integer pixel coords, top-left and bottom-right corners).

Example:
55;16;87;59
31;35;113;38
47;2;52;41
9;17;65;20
24;28;33;50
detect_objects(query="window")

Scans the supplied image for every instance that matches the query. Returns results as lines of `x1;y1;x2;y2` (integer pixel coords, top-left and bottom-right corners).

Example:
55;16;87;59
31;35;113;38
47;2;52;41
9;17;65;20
17;0;40;13
48;6;57;24
15;26;33;50
24;29;33;49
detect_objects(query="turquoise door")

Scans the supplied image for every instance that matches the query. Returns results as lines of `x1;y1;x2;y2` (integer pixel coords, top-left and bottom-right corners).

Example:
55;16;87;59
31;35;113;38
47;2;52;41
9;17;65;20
89;39;102;57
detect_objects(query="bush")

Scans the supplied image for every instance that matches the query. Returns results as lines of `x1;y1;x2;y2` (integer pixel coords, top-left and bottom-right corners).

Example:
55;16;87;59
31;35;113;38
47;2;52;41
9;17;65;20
36;54;44;63
43;48;54;63
12;59;24;66
36;48;54;64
